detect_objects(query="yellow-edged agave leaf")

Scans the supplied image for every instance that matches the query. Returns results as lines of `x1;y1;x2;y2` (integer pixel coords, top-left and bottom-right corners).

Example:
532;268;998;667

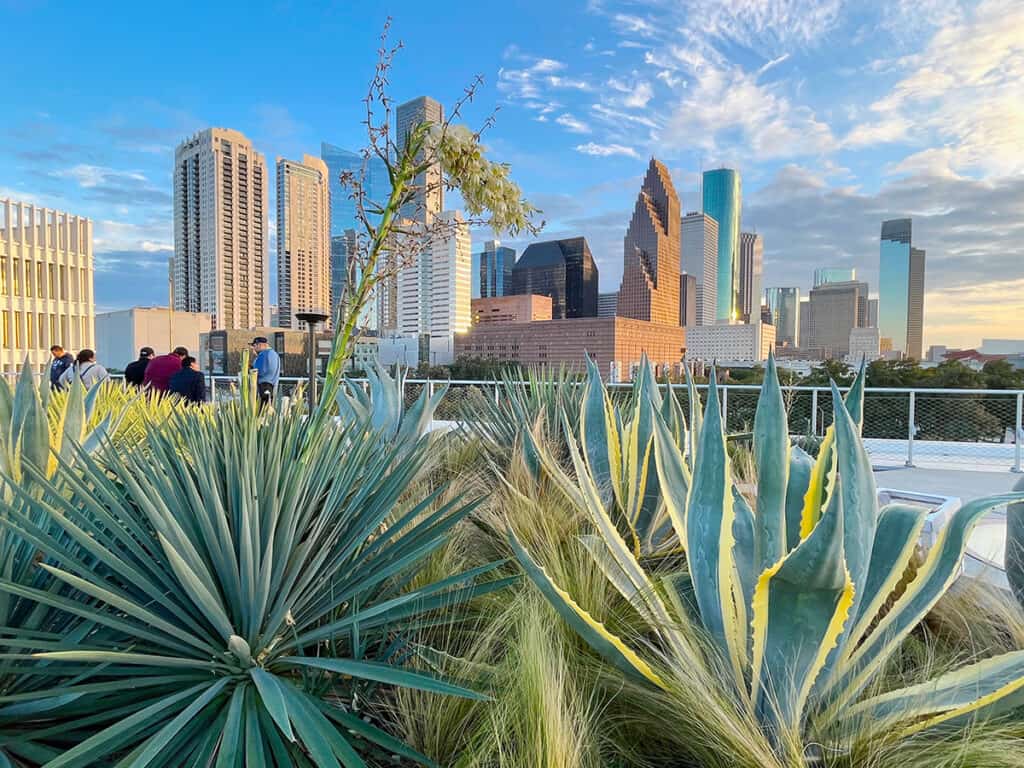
508;530;667;689
750;472;854;735
828;381;878;636
683;364;702;469
753;352;790;571
845;503;928;649
685;370;746;685
661;376;688;448
784;447;814;553
1007;487;1024;607
580;356;617;507
651;408;690;547
838;649;1024;738
826;492;1024;712
798;367;867;540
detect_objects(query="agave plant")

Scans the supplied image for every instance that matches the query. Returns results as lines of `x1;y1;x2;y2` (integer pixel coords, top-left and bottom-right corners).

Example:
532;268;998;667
0;377;510;766
511;354;1024;763
336;362;447;445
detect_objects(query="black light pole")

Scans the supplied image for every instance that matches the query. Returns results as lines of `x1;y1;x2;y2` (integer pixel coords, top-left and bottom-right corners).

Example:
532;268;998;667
295;309;329;412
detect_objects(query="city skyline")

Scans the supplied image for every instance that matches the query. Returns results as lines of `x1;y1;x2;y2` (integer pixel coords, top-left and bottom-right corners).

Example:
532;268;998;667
1;0;1021;348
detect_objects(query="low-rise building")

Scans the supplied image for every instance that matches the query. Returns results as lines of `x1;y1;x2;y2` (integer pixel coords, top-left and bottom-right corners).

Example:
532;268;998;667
846;326;881;364
684;322;775;363
95;306;213;371
471;295;552;325
454;317;685;381
200;327;331;376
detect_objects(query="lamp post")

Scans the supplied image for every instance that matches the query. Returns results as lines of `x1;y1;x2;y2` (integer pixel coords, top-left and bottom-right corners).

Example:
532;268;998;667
295;309;329;412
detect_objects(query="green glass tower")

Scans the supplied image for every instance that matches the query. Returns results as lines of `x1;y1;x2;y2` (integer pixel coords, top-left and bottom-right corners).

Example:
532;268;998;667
702;168;741;322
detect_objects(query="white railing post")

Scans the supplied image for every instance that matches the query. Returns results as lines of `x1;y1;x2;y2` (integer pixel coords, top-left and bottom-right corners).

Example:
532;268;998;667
494;381;501;405
1013;392;1023;473
721;387;729;428
209;376;216;403
906;391;916;468
811;389;819;435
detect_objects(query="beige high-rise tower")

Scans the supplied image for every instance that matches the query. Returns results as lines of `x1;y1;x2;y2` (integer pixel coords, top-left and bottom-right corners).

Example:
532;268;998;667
0;199;94;372
396;96;444;222
173;128;268;330
276;155;330;328
617;158;681;325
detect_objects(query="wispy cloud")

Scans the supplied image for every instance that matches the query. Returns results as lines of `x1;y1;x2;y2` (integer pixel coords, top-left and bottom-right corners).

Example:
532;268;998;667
555;113;591;134
575;142;640;158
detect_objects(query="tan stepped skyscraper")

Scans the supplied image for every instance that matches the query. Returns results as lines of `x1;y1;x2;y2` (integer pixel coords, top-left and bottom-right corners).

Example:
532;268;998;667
0;199;94;372
617;158;681;325
396;96;444;222
276;154;330;329
173;128;268;330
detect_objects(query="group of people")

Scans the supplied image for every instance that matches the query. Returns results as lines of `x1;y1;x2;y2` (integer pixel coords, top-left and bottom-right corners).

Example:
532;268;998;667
49;336;282;407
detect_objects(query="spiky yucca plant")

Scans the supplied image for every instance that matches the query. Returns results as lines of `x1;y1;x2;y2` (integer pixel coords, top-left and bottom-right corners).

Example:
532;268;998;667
512;355;1024;764
0;371;510;767
337;363;447;446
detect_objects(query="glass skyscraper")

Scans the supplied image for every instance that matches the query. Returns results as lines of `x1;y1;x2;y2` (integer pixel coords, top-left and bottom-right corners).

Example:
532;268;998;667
763;286;800;347
879;218;925;359
813;267;856;287
472;240;515;299
321;143;390;331
511;237;598;319
702;168;741;322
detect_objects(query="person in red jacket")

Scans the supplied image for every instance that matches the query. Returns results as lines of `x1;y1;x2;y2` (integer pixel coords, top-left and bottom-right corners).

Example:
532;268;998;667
143;347;188;392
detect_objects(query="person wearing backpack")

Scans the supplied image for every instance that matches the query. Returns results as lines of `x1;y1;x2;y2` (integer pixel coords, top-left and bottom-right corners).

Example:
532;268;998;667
58;349;109;389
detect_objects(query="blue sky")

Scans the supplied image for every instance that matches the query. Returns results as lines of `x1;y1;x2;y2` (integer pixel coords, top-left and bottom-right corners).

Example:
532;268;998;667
1;0;1021;348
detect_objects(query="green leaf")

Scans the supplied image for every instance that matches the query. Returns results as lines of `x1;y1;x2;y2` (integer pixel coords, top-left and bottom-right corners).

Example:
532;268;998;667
215;683;246;768
131;678;230;768
753;352;789;571
784;446;814;553
279;657;488;701
250;668;296;743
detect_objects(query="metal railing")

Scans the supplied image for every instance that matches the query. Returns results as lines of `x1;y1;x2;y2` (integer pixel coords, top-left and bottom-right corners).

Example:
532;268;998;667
11;372;1024;473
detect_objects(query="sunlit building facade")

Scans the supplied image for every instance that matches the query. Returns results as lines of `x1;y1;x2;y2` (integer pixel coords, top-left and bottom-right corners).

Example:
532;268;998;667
396;96;444;222
681;211;718;326
0;199;94;372
276;155;330;328
173;128;268;330
738;232;763;324
702;168;741;322
879;218;925;359
618;158;681;325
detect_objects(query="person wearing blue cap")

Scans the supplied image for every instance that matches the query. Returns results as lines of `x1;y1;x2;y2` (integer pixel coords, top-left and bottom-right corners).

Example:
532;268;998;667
250;337;280;408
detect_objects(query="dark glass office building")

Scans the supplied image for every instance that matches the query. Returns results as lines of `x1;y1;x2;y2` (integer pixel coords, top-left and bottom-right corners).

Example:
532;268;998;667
510;237;598;319
472;240;515;298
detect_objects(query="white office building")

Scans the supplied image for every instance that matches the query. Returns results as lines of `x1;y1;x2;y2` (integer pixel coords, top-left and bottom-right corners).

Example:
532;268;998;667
685;321;775;363
681;212;718;326
276;155;330;328
95;306;212;371
846;326;881;364
173;128;269;330
0;199;94;372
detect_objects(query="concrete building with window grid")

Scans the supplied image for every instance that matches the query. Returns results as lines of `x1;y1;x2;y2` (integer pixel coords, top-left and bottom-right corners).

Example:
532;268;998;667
684;322;775;363
276;155;330;329
0;199;94;372
806;279;870;358
471;295;552;325
396;96;444;222
173;128;268;330
597;291;618;318
738;232;763;324
681;211;718;326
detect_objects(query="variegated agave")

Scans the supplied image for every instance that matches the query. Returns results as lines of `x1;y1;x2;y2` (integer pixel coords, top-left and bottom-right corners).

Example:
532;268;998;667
511;354;1024;763
336;362;447;445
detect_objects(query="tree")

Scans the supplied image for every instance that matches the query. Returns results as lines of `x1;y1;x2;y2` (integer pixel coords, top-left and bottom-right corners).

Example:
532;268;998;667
316;19;542;413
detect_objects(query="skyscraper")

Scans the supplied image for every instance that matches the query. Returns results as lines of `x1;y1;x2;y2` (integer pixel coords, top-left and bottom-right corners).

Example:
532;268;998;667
511;237;598;319
173;128;268;330
679;273;697;327
702;168;741;322
618;158;680;325
806;280;869;358
0;199;95;372
597;291;618;318
681;211;718;326
879;218;926;359
763;287;800;347
320;142;390;236
472;239;515;298
813;267;856;287
330;230;375;330
276;155;330;329
738;232;763;324
396;96;444;222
